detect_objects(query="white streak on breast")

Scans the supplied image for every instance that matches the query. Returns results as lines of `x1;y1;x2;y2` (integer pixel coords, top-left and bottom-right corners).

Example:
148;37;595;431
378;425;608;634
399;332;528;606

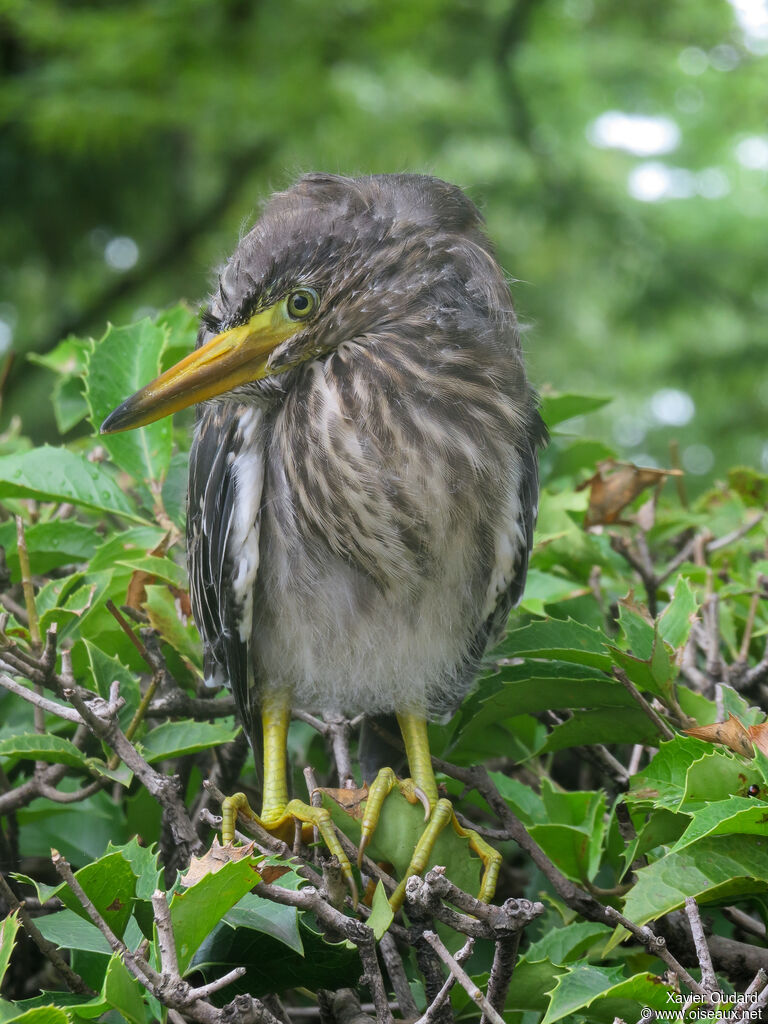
230;407;265;643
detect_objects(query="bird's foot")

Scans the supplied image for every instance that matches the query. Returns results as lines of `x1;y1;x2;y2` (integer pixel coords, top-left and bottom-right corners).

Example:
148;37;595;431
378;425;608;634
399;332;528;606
221;791;359;905
359;768;502;910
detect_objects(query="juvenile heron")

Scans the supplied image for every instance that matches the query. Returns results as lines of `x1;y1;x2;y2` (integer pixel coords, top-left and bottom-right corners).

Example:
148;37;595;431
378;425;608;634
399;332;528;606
102;172;546;905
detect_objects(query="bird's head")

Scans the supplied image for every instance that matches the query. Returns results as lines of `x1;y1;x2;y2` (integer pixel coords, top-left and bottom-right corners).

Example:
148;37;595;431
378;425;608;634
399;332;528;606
101;172;510;434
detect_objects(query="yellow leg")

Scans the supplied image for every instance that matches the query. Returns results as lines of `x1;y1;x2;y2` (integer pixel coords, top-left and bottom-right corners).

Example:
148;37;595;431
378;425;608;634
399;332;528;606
361;711;502;909
260;690;292;826
221;691;359;905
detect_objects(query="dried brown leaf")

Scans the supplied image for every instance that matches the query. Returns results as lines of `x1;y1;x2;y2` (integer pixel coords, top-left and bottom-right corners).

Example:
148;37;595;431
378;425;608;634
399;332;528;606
579;459;681;528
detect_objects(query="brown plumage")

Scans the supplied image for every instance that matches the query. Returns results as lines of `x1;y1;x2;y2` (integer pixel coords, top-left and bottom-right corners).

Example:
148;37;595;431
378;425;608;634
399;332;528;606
183;173;546;770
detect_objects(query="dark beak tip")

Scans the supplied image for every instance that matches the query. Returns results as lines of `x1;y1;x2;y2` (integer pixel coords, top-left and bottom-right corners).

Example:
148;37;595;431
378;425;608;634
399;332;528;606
100;403;128;435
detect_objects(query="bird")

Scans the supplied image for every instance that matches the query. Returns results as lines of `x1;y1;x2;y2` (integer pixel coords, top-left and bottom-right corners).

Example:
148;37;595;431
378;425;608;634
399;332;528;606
102;172;546;907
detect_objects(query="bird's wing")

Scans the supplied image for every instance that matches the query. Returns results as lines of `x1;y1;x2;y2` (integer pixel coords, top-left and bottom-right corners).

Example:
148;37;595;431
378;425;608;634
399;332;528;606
187;403;265;738
476;409;547;655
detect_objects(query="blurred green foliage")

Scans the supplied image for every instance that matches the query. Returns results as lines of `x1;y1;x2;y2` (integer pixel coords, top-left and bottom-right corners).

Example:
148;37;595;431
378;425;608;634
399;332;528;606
2;0;767;481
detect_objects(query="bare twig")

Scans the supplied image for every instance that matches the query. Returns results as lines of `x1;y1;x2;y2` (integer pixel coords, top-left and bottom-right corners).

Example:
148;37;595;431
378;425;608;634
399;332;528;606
15;517;40;651
414;939;473;1024
684;897;717;993
0;871;93;995
722;906;767;939
64;682;202;861
379;931;419;1018
706;513;763;553
0;673;84;723
604;906;711;1002
422;931;504;1024
612;668;676;741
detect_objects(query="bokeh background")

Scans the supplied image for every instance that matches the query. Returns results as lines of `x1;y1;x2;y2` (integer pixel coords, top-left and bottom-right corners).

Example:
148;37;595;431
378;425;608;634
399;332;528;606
2;0;767;485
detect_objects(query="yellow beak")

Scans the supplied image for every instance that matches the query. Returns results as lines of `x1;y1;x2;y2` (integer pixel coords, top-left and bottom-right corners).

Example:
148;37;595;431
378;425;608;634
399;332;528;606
100;304;301;434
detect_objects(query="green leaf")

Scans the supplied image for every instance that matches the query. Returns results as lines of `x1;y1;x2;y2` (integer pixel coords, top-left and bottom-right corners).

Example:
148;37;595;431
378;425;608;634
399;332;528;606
114;554;187;589
539;393;612;429
52;374;88;434
368;880;394;940
18;790;129;864
27;336;89;377
504;959;567;1014
86;319;172;485
669;795;768;854
0;734;92;772
83;640;141;732
54;851;137;939
323;784;485;900
140;719;238;762
7;874;60;907
528;783;607;882
1;1008;72;1024
0;447;147;523
542;965;682;1024
489;771;547;824
625;736;712;810
524;920;611;965
143;584;202;670
33;910;112;956
0;520;99;579
156;304;198;366
541;963;626;1023
517;569;585;614
170;854;262;973
38;570;114;642
0;911;20;988
222;891;302;954
681;748;764;809
620;808;689;875
616;595;655;659
542;707;661;752
456;661;634;744
103;838;163;904
191;914;359;997
658;575;699;650
496;619;612;670
102;953;148;1024
622;834;768;927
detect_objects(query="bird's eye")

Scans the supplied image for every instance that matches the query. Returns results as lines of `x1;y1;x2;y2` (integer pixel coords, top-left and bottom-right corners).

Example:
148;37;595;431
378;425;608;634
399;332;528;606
286;288;318;320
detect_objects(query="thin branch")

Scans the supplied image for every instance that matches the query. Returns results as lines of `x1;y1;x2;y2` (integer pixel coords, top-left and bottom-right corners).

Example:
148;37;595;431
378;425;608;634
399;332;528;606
63;682;202;860
379;931;419;1018
414;939;473;1024
604;906;711;1001
706;513;763;553
0;672;83;723
422;931;504;1024
0;870;93;995
15;516;40;650
684;897;717;993
612;667;676;741
52;849;162;992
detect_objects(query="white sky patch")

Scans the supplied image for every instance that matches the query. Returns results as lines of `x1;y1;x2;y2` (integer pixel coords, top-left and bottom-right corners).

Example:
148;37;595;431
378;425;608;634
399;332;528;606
683;444;715;475
697;167;731;198
588;111;680;156
104;236;139;272
736;135;768;169
628;163;696;201
612;414;647;448
627;162;730;202
727;0;768;51
678;47;709;75
0;320;12;354
649;388;695;427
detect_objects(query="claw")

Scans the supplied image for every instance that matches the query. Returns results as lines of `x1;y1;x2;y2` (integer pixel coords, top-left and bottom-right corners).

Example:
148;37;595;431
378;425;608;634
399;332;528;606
413;785;431;821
